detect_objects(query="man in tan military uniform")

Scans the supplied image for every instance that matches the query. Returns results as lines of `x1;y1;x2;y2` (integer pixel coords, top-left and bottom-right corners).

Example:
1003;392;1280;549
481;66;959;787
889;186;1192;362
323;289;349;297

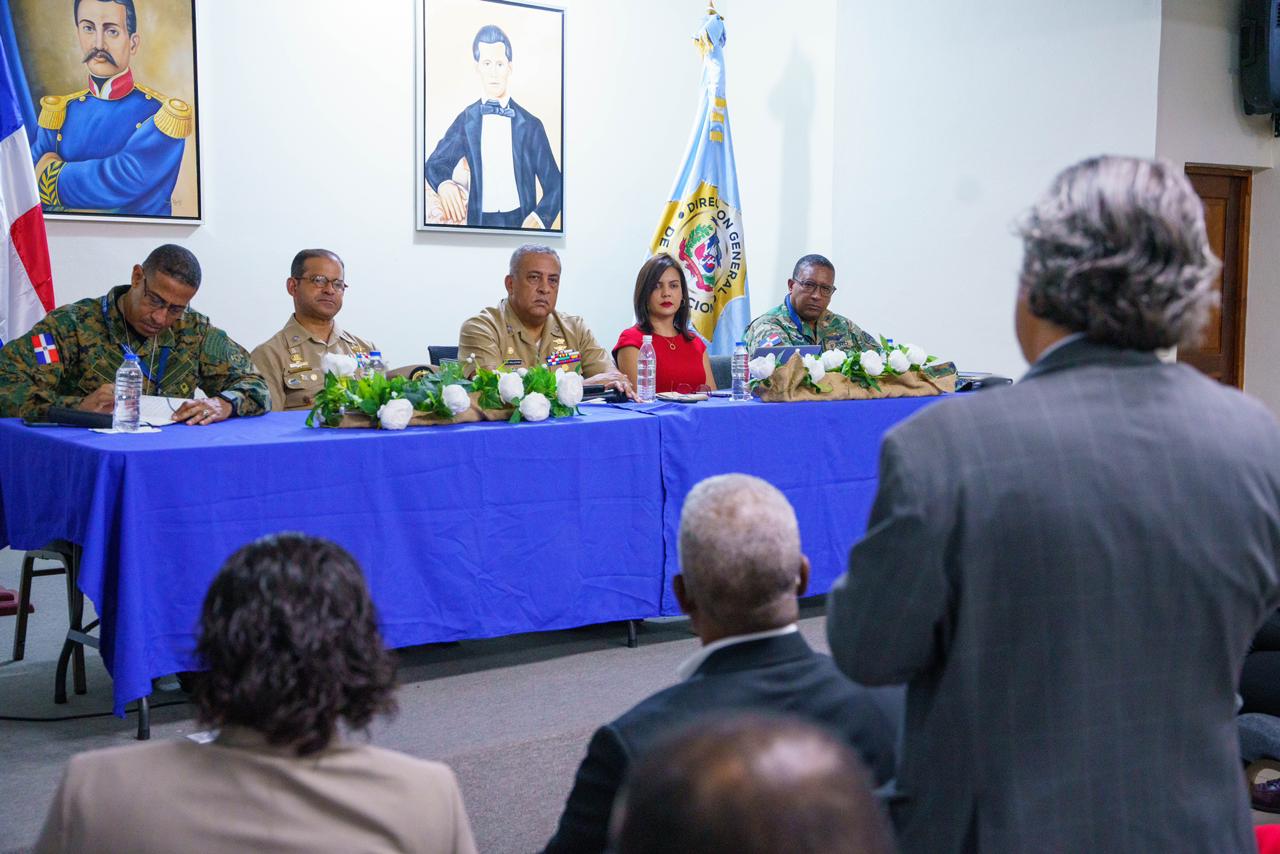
251;249;376;411
458;244;632;395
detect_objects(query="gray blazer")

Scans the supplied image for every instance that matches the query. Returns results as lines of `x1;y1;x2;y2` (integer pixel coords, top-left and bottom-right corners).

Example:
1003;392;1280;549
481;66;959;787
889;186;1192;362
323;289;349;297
827;338;1280;854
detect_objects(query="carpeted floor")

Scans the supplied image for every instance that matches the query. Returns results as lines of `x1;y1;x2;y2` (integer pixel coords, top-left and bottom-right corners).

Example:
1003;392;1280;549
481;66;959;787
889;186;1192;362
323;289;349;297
0;547;830;854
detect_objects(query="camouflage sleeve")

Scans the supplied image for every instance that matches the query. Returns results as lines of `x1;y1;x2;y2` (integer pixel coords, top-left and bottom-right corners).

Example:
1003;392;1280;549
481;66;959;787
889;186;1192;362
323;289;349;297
198;327;271;416
0;314;83;418
743;317;785;353
855;325;879;352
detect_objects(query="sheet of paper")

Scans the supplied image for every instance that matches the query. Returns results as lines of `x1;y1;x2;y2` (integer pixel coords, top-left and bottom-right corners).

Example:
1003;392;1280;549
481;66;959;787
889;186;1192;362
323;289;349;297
141;395;193;426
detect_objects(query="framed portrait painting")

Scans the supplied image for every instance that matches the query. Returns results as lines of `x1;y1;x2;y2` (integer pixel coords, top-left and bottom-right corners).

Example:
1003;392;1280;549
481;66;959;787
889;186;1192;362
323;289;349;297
4;0;201;223
416;0;564;235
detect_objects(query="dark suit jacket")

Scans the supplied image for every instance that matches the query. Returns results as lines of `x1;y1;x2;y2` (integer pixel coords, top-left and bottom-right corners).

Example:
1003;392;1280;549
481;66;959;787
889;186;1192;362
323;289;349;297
542;632;901;854
424;98;562;227
827;338;1280;854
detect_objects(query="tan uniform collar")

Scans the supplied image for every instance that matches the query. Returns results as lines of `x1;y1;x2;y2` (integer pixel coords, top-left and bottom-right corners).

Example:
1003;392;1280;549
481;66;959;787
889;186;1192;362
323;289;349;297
500;298;564;346
285;313;348;347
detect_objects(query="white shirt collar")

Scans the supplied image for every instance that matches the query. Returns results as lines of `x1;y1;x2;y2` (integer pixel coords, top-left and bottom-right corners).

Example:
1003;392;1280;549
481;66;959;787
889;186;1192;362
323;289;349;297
676;624;799;681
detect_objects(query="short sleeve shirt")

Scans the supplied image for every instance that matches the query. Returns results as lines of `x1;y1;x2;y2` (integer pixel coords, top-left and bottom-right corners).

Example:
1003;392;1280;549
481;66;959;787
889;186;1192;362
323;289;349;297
250;315;377;412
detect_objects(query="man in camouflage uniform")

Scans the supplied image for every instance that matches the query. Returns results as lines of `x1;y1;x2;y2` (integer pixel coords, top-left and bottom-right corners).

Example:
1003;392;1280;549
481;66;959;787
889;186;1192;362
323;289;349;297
743;254;878;354
0;244;269;423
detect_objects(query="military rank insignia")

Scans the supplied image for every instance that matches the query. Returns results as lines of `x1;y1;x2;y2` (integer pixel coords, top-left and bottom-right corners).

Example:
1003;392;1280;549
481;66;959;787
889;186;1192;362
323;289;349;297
31;333;60;365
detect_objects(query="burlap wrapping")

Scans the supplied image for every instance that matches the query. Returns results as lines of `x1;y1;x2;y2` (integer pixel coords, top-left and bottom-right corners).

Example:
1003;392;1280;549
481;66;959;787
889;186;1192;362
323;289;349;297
326;390;513;428
753;354;957;402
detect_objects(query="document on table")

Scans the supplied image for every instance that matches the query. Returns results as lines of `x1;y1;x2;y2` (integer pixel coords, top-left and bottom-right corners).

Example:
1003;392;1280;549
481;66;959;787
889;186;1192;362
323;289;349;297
141;393;203;426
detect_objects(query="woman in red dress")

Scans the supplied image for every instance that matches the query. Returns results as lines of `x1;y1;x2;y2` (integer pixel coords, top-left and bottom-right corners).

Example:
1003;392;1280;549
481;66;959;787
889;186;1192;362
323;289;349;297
613;255;715;393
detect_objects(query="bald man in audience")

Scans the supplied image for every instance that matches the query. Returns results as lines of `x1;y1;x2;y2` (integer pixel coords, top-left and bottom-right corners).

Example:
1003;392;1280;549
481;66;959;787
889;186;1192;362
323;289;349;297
610;715;895;854
542;474;900;854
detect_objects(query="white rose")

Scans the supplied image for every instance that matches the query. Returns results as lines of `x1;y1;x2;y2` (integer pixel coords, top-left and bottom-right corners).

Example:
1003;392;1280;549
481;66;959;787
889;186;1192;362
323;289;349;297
377;398;413;430
441;384;471;415
888;349;911;373
517;367;529;377
748;354;776;381
498;371;525;404
860;350;885;376
519;391;551;422
556;371;584;408
820;349;847;371
802;353;826;384
905;343;928;367
321;352;358;378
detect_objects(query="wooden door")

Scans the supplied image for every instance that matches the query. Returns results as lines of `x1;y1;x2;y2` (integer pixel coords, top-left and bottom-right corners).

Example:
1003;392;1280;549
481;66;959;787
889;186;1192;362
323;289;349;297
1182;165;1250;387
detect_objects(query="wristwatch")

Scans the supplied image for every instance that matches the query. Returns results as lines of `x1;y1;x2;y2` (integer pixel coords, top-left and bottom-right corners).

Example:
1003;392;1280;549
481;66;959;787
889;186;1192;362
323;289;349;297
217;392;239;416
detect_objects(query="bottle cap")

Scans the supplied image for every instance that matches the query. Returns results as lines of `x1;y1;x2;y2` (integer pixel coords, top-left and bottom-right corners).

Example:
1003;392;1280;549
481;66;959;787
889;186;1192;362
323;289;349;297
642;335;652;343
370;351;383;358
124;352;139;361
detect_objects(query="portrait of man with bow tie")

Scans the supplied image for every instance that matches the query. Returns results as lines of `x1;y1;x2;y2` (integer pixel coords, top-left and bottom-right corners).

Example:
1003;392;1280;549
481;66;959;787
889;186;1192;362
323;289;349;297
422;13;563;233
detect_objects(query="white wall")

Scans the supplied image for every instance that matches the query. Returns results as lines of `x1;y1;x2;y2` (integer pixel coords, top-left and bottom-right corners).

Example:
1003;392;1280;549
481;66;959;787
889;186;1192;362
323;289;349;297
40;0;837;368
832;1;1164;378
1155;0;1280;414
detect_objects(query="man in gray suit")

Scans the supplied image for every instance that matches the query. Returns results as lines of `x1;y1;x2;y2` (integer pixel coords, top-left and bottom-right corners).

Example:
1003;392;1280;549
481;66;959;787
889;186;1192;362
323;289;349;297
827;155;1280;853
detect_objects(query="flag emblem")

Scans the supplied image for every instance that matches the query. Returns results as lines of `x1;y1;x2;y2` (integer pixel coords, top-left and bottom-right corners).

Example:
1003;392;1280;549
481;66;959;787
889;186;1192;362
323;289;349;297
31;332;59;364
647;10;749;354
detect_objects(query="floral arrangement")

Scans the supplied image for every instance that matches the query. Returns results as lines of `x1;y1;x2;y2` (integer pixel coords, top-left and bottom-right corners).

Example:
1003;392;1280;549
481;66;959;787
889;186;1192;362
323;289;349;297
748;338;938;395
471;363;584;423
306;354;584;429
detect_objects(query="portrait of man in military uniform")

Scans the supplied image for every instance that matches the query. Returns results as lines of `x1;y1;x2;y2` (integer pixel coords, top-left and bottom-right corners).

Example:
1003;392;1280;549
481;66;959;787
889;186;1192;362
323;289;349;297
6;0;200;221
418;0;563;234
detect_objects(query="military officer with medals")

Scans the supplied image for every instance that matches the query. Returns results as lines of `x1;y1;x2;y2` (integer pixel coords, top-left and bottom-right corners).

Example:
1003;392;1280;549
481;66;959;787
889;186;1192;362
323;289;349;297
458;244;633;396
0;244;270;423
31;0;194;217
251;249;377;412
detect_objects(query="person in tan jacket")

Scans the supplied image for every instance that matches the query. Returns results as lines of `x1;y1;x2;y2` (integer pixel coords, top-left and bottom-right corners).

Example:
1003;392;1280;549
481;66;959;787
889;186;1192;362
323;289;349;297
34;533;477;854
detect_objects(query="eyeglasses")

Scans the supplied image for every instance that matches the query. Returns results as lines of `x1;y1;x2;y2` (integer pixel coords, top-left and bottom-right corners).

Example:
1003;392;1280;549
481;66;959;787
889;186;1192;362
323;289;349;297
140;277;190;319
794;280;837;297
295;274;348;292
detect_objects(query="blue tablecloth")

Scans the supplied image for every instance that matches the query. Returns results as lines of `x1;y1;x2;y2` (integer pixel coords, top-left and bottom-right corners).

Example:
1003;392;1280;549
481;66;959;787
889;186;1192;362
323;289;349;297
632;396;945;615
0;395;945;715
0;408;664;715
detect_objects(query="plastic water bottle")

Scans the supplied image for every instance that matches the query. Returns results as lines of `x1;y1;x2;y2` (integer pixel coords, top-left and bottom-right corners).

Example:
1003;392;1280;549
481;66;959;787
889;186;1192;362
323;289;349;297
731;341;750;400
112;353;143;432
367;351;386;379
637;335;657;402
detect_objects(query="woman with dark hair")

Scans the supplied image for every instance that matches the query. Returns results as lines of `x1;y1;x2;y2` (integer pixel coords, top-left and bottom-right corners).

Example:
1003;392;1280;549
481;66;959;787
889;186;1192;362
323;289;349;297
34;533;478;854
613;254;715;393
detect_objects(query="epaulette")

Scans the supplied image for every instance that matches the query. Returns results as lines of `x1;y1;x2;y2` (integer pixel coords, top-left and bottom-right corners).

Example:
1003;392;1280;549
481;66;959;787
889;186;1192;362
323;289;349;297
37;90;89;131
136;85;193;140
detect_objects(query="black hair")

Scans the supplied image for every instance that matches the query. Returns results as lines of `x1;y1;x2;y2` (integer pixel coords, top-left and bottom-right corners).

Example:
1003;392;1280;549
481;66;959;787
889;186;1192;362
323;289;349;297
632;254;694;341
142;244;201;289
290;249;344;279
73;0;137;36
192;533;398;756
791;253;834;281
473;24;512;61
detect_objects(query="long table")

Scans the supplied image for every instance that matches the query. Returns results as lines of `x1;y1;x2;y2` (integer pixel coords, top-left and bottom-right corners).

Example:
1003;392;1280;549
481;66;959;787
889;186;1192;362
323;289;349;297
0;395;943;715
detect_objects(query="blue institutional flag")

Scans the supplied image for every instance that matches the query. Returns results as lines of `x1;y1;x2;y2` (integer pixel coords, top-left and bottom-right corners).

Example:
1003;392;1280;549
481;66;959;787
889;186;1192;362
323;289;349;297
649;7;750;355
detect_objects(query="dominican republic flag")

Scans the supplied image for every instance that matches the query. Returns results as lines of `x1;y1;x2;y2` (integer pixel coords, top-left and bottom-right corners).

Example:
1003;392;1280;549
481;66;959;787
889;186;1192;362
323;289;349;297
31;331;57;364
0;4;53;348
648;8;750;356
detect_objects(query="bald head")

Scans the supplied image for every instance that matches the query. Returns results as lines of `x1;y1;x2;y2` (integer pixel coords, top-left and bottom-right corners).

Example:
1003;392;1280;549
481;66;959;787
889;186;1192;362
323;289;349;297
677;474;805;635
612;715;894;854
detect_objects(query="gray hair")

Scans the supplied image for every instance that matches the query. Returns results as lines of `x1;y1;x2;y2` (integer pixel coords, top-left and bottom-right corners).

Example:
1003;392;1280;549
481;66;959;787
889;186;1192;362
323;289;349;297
1017;155;1221;350
509;244;561;277
678;474;801;630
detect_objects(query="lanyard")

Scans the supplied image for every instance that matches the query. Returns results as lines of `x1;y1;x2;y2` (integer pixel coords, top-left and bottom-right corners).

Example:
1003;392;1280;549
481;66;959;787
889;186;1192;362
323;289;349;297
785;295;818;345
102;295;171;389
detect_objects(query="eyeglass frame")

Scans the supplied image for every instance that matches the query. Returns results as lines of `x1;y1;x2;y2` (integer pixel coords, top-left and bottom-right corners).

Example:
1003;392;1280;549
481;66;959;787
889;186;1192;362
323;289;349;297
292;274;349;292
791;279;837;297
138;275;191;319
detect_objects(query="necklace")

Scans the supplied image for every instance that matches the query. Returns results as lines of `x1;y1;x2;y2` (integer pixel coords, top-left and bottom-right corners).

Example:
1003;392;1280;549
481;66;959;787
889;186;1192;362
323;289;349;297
653;332;679;351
